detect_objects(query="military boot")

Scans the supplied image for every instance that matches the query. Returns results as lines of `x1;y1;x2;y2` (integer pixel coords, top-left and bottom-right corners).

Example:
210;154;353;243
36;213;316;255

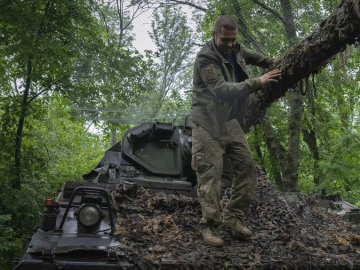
223;218;252;239
201;225;224;247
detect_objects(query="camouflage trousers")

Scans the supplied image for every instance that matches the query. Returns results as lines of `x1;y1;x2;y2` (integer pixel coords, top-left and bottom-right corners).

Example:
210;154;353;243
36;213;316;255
191;124;257;225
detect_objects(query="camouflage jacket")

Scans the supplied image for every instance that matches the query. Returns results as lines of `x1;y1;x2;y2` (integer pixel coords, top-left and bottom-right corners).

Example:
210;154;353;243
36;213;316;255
190;39;273;138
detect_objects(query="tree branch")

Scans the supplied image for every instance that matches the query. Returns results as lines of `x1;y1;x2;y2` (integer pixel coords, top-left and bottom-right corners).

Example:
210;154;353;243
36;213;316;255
27;89;47;104
164;0;207;12
244;0;360;131
91;1;111;36
252;0;286;26
0;0;12;9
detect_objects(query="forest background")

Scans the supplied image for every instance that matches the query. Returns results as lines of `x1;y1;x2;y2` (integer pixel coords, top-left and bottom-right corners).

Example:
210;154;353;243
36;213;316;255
0;0;359;268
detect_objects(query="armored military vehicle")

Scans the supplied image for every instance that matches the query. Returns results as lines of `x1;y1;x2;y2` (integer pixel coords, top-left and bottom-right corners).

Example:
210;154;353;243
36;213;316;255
84;121;196;193
13;121;360;270
13;122;196;270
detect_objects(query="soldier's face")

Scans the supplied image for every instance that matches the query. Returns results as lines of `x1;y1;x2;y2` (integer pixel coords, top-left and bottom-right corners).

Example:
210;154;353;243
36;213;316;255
214;27;237;54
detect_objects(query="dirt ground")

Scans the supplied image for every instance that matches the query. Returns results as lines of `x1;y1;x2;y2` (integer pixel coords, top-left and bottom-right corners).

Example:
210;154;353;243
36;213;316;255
112;172;360;269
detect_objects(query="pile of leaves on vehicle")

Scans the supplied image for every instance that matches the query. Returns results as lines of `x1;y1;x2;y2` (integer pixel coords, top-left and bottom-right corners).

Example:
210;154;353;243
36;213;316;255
111;171;360;270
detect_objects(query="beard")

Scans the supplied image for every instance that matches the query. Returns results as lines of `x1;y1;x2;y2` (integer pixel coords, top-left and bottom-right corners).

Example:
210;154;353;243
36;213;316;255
218;46;234;58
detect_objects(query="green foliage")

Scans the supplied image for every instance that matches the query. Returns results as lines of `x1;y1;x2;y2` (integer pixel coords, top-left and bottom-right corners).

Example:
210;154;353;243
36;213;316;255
0;95;104;267
67;2;156;141
147;5;194;121
202;0;360;203
0;0;99;94
0;97;18;174
0;0;359;267
0;1;153;265
317;132;360;206
23;96;104;188
0;215;22;269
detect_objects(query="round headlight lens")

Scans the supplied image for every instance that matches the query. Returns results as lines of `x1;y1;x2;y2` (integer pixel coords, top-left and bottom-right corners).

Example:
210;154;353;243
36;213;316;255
78;205;101;227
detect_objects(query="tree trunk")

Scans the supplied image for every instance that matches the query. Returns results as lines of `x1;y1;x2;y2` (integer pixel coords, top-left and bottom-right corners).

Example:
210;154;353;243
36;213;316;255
244;0;360;131
253;125;266;170
283;86;303;191
302;126;321;185
334;51;351;130
302;78;322;186
111;125;117;146
253;0;302;191
231;1;265;53
261;115;284;189
13;56;32;189
279;0;297;45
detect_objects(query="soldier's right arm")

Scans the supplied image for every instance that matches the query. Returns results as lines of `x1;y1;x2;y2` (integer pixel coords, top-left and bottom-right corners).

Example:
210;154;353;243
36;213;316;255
196;54;262;103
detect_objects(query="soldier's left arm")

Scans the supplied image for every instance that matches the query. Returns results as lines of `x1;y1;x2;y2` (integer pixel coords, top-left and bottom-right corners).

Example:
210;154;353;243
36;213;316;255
242;47;274;68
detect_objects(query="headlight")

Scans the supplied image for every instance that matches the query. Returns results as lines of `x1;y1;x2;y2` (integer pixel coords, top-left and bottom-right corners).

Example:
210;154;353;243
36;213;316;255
77;204;103;228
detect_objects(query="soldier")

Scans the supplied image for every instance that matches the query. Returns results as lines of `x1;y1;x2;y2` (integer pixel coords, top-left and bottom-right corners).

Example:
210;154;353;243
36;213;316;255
190;15;281;246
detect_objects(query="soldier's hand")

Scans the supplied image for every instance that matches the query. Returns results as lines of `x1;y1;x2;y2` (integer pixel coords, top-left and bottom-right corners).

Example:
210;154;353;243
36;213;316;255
259;69;282;85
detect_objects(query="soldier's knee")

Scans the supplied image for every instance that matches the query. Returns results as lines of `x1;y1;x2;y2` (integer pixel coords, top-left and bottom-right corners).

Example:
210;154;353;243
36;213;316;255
240;158;256;175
